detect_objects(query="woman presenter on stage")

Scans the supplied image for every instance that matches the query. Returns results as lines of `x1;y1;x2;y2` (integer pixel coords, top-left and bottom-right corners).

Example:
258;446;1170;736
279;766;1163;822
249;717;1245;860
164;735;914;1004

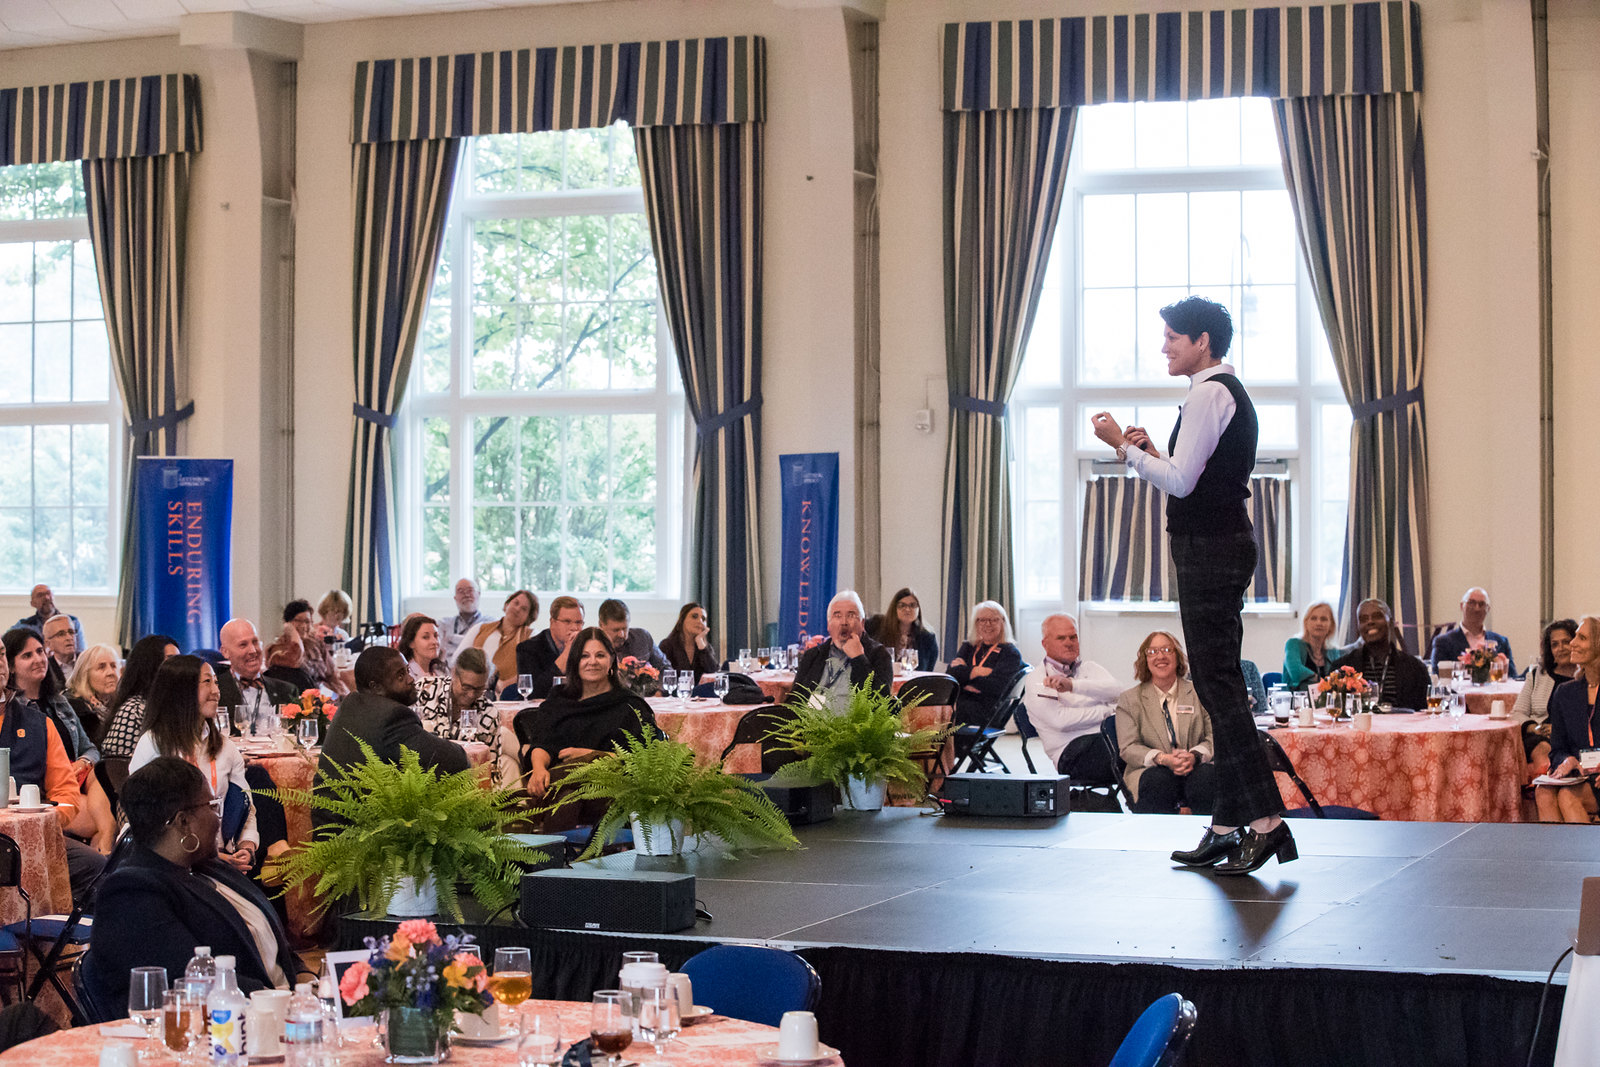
1090;296;1294;875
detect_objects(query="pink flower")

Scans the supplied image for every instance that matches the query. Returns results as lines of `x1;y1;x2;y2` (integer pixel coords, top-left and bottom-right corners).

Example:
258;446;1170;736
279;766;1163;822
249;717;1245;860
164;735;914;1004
396;919;439;945
338;960;371;1005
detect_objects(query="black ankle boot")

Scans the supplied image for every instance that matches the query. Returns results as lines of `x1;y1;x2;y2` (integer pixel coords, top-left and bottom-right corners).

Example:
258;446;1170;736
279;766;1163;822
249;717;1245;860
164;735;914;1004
1213;823;1298;875
1170;827;1245;866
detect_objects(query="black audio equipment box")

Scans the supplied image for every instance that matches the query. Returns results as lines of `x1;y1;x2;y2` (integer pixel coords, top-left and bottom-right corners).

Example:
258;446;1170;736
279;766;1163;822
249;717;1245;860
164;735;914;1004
520;868;697;933
740;774;836;826
935;772;1070;817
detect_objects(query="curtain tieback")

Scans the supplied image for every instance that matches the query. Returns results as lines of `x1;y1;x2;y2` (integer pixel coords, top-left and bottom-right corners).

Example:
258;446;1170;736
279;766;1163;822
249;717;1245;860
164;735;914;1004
695;395;762;438
128;401;195;439
950;394;1007;417
353;403;398;430
1349;387;1423;421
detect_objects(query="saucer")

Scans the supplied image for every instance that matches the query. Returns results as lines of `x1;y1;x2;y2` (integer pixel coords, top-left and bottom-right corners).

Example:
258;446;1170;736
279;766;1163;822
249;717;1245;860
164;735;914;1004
452;1026;515;1046
6;803;51;813
680;1005;714;1025
756;1045;836;1066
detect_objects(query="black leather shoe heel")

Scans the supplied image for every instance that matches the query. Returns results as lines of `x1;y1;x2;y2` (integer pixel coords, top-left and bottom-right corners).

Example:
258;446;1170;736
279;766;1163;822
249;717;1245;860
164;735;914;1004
1213;823;1298;875
1170;827;1245;867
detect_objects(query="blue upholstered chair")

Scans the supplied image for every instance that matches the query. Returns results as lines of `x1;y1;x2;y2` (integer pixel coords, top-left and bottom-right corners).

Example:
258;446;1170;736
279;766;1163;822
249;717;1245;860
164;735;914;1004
1108;992;1197;1067
678;944;820;1028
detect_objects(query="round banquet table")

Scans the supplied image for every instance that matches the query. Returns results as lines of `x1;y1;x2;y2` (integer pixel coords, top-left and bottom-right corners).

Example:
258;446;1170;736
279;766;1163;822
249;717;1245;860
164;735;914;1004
1460;680;1524;718
0;805;72;923
1268;713;1527;822
0;1006;844;1066
239;741;322;944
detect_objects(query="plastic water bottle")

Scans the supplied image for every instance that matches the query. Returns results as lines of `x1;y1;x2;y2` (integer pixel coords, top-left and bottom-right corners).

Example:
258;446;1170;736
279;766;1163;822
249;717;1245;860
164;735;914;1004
184;946;216;989
282;983;323;1067
316;956;343;1050
207;955;248;1064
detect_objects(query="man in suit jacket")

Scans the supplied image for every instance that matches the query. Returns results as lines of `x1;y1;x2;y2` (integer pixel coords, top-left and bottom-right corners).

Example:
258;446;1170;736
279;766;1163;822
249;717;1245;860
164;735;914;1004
215;619;301;726
514;596;586;699
792;591;894;708
1114;632;1217;815
1428;587;1518;677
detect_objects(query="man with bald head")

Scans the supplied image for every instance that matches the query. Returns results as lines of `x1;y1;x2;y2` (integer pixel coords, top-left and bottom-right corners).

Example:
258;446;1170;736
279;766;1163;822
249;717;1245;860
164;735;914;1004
792;591;894;706
1021;612;1123;777
215;618;300;725
17;584;82;652
1428;587;1518;677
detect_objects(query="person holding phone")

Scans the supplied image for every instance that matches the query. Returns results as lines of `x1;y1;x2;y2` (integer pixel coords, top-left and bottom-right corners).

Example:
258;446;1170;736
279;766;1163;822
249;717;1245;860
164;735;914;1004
1537;614;1600;823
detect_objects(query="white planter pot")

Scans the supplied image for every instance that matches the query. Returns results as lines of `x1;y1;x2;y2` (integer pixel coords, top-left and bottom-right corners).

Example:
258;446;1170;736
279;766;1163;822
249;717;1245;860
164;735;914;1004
388;872;438;917
629;815;686;856
843;776;886;811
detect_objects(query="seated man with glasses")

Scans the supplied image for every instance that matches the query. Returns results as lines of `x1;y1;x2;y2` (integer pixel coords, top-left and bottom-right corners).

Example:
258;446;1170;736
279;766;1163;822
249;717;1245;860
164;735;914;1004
1114;631;1217;815
792;591;894;707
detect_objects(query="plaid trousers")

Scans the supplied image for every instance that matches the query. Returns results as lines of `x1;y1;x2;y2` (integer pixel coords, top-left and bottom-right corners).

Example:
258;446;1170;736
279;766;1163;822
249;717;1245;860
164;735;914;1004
1170;530;1283;826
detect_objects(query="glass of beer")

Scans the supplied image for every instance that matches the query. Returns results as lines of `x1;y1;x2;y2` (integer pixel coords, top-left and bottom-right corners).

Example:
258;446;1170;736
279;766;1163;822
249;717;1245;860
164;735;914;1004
1426;684;1447;715
163;988;199;1058
489;947;533;1039
1490;660;1507;683
590;991;632;1066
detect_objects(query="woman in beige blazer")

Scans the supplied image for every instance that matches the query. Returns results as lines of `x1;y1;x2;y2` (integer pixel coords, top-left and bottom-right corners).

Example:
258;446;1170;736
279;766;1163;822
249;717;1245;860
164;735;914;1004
1115;631;1218;815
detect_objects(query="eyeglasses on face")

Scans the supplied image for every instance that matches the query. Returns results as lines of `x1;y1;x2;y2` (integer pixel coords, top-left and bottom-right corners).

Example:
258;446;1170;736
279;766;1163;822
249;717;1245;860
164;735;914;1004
167;797;224;826
1145;647;1176;658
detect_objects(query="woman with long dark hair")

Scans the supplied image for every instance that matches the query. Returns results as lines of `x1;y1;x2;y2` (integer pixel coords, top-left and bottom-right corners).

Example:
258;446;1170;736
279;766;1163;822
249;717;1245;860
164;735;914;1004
398;614;447;680
659;603;718;681
868;587;940;671
98;633;179;758
1513;618;1578;775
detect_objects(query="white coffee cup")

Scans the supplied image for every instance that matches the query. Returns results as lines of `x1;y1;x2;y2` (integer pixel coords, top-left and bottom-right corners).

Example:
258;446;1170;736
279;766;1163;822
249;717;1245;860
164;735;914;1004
18;783;40;808
98;1040;138;1067
1490;699;1508;719
668;972;694;1016
1296;704;1315;727
777;1010;820;1060
1352;711;1373;732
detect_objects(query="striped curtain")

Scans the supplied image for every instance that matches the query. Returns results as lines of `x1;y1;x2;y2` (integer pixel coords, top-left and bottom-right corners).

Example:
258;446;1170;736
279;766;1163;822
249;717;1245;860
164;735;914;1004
344;138;462;625
1;72;203;644
1273;92;1429;646
634;122;764;649
1080;475;1291;602
940;106;1075;651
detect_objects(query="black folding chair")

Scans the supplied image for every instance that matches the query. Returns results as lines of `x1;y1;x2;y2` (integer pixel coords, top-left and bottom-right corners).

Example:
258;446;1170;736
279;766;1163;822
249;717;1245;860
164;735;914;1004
894;674;960;780
1258;729;1380;820
952;666;1033;774
1099;715;1137;811
718;704;791;762
0;837;25;1004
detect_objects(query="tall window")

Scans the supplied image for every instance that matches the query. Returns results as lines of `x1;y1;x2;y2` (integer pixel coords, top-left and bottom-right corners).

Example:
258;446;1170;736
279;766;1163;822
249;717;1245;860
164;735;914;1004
405;124;684;600
1012;98;1350;609
0;162;119;593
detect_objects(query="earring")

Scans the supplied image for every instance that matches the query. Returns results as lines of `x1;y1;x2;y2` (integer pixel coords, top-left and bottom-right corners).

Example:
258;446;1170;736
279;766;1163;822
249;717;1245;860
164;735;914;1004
180;832;201;854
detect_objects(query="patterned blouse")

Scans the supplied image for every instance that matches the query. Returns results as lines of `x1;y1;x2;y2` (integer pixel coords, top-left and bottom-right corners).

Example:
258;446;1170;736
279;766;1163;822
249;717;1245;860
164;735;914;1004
412;675;501;772
99;695;148;760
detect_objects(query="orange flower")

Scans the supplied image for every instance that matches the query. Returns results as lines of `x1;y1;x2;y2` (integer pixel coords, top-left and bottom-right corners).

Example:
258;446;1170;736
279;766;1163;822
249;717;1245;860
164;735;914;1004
444;953;487;992
396;919;439;945
384;933;413;963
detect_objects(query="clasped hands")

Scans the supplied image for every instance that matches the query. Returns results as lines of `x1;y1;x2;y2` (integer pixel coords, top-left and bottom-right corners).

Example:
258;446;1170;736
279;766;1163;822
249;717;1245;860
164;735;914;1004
1089;412;1160;457
1159;749;1199;776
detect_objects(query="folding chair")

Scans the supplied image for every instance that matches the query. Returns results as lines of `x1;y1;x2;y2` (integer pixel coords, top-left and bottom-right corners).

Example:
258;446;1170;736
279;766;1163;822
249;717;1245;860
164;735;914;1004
952;666;1032;774
718;705;790;763
1261;671;1284;690
1258;729;1379;819
0;838;24;1005
1099;715;1137;811
894;674;960;780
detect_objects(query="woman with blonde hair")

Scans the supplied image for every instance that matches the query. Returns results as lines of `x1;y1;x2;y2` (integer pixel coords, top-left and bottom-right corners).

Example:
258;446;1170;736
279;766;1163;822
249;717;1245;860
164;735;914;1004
947;601;1026;727
1282;601;1344;690
316;589;353;642
66;643;121;739
1114;631;1216;814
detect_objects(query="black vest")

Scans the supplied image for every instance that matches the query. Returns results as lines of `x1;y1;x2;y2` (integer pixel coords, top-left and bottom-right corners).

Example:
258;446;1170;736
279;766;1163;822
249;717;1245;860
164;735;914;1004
0;697;52;789
1165;371;1256;535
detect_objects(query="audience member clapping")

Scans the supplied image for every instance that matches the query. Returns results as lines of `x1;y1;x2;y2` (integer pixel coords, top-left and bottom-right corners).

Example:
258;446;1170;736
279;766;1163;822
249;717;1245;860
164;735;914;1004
1514;618;1577;776
1115;631;1216;815
1282;601;1345;690
459;589;537;684
1536;615;1600;823
946;601;1026;728
264;625;317;694
1330;599;1429;710
867;587;940;672
659;602;719;682
793;591;894;705
98;634;178;758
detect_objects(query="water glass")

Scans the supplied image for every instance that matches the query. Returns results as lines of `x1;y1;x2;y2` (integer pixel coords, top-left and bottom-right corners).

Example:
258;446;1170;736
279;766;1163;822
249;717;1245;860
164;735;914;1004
297;716;318;748
713;672;730;699
1447;690;1467;727
738;648;752;672
638;986;680;1055
128;966;168;1056
227;706;246;738
516;674;534;701
518;1009;562;1067
660;669;678;698
675;671;693;704
787;644;800;669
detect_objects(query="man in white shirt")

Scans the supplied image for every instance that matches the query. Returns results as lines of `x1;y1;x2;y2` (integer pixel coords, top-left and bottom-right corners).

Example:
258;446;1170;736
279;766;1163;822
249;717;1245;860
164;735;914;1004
1021;612;1123;777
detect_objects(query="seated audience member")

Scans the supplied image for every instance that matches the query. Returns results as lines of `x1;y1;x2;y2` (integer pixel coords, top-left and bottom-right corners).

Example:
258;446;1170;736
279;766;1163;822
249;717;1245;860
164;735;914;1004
460;589;537;684
438;578;485;663
316;589;353;642
793;592;894;707
5;627;115;853
98;634;179;758
398;614;448;681
216;619;300;720
598;598;667;672
1023;613;1122;778
129;655;261;874
42;612;79;691
1115;632;1217;815
1536;615;1600;823
88;757;298;1014
283;599;342;694
1514;618;1577;776
947;601;1026;727
867;588;940;672
1331;599;1430;711
66;642;120;740
0;648;106;903
415;647;502;777
1429;587;1518;677
16;584;82;651
1282;601;1345;690
658;602;719;682
515;596;585;699
520;628;661;802
264;625;317;694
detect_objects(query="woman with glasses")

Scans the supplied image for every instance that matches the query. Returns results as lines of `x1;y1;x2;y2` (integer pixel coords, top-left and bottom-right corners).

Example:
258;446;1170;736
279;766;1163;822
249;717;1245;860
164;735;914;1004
1114;631;1217;815
87;757;299;1012
868;588;940;672
947;601;1026;727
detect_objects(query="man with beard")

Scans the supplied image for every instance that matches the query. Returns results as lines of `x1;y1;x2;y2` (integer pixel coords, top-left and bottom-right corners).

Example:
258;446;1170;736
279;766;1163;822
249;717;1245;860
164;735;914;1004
1332;598;1430;711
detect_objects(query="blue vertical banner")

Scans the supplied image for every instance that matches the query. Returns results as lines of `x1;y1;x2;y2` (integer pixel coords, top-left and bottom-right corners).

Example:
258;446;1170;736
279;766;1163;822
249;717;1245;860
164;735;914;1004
777;453;839;647
132;458;234;651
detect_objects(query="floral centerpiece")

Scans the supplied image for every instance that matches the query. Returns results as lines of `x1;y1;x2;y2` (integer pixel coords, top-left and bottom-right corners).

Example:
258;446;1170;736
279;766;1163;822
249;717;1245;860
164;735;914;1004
283;689;335;729
1457;645;1500;685
1314;666;1371;718
619;656;661;697
338;919;490;1063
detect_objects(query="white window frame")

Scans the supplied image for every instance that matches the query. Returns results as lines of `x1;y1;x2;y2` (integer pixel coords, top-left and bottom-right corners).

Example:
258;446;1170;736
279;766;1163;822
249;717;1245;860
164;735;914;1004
400;139;687;614
1010;104;1348;617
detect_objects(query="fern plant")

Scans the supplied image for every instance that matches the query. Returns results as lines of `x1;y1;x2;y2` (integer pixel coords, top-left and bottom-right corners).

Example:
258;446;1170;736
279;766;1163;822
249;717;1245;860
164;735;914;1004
767;681;951;795
538;722;799;861
260;739;543;921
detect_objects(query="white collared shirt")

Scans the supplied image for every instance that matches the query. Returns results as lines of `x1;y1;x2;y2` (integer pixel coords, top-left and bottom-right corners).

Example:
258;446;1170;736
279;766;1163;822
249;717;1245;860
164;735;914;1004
1022;656;1122;764
1123;362;1238;498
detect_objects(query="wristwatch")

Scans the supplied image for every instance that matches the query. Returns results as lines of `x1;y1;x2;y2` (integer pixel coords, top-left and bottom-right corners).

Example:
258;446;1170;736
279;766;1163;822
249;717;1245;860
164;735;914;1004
1114;444;1128;463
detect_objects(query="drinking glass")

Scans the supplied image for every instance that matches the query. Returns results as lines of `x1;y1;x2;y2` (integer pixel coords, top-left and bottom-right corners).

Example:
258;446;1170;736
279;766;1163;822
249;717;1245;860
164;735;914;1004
518;1008;562;1067
516;674;534;702
590;990;632;1067
713;672;730;700
637;986;680;1058
489;947;533;1038
1491;660;1507;683
1426;684;1448;715
297;717;319;748
756;647;771;670
660;670;678;699
904;648;920;674
163;988;198;1058
738;648;752;672
458;705;476;740
1447;689;1466;728
226;706;245;738
675;671;693;705
129;966;168;1056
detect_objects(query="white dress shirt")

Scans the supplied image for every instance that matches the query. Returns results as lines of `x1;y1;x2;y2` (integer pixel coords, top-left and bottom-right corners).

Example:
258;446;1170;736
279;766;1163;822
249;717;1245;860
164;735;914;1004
1123;362;1238;498
1022;656;1123;765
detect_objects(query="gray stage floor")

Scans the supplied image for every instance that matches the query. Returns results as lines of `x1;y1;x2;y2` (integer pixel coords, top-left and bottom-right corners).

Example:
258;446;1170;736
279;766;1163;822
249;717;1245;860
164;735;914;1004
584;809;1600;982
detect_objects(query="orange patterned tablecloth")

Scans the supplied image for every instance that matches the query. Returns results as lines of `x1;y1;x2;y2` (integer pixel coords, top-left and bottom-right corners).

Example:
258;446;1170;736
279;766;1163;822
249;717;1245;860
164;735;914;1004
1461;681;1523;718
0;806;72;923
1269;714;1527;822
0;1005;844;1066
241;745;321;943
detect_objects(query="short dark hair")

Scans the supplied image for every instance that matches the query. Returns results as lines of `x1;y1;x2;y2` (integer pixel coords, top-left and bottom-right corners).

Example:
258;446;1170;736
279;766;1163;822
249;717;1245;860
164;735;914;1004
561;627;622;696
283;599;314;623
122;756;206;848
597;599;629;626
1542;618;1579;676
355;646;405;692
455;647;488;677
1159;295;1233;362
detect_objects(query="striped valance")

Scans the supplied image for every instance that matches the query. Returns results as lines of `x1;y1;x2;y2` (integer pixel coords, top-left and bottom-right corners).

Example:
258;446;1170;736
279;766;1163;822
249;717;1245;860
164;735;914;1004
0;74;202;166
1080;475;1290;603
944;1;1420;110
353;36;765;144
